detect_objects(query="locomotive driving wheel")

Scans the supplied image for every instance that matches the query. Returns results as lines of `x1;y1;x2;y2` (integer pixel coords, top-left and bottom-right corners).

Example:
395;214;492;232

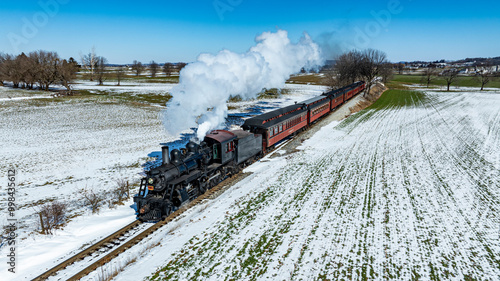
201;176;210;192
198;177;207;194
218;168;226;181
172;185;183;207
162;204;172;220
209;169;223;188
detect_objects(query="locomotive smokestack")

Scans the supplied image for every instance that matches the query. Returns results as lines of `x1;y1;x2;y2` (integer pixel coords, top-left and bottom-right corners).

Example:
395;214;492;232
162;146;170;165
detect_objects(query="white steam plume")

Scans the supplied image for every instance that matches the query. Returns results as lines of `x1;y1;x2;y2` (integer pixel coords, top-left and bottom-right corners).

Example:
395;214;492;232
163;29;324;140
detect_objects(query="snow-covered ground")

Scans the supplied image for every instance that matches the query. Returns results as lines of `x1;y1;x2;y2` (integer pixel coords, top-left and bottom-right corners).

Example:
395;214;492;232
0;82;325;280
226;83;325;126
108;88;497;280
2;84;499;280
0;84;52;100
72;81;176;95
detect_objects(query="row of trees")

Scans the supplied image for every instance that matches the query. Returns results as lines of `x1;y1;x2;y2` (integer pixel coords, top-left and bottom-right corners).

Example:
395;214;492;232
130;60;187;77
107;61;186;86
0;51;78;91
80;48;186;82
421;67;498;91
0;51;188;90
0;48;188;89
80;56;186;86
326;49;392;96
326;49;498;92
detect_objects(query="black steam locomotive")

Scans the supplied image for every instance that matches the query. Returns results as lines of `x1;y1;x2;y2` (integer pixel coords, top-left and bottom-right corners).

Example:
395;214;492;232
133;81;365;221
134;130;262;221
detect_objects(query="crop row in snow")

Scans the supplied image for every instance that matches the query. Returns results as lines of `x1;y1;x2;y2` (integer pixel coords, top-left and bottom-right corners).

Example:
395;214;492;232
142;89;500;280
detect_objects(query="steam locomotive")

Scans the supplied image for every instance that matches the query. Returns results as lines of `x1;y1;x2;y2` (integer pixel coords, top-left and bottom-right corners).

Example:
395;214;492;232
133;81;365;221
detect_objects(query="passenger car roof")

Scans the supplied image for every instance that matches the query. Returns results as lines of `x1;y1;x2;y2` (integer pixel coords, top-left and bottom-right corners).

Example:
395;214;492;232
242;103;304;127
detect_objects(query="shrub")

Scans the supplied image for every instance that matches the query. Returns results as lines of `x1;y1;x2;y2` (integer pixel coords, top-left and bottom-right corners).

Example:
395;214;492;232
81;187;104;214
114;179;131;202
38;201;67;234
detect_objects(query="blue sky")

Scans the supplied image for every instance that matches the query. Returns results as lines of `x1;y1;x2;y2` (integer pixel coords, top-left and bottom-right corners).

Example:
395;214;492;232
1;0;499;63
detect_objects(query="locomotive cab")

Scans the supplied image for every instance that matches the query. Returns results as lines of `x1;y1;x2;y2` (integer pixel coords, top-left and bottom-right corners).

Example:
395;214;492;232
203;130;237;165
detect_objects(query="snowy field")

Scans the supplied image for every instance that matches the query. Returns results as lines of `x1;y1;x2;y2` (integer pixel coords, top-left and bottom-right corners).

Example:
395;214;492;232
0;82;324;280
72;81;176;95
102;88;499;280
1;85;498;280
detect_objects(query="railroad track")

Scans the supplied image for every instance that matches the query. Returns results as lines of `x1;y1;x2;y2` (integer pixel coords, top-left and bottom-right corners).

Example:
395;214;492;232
31;220;143;280
31;89;367;280
31;174;242;281
31;109;334;281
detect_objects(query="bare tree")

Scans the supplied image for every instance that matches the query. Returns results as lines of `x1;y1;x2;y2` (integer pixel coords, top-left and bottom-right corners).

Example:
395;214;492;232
95;56;108;85
473;62;494;91
421;67;438;88
68;57;79;68
20;52;39;89
0;50;78;92
81;187;104;214
58;59;78;93
163;62;174;77
16;53;29;88
329;49;389;94
359;49;389;96
38;201;67;235
6;54;24;88
396;63;405;74
114;179;131;202
0;52;6;86
81;47;98;81
131;60;144;76
176;62;187;73
379;62;394;84
323;70;341;90
332;50;363;88
1;52;46;90
441;68;459;91
116;66;125;86
33;50;60;91
474;70;493;91
149;61;159;78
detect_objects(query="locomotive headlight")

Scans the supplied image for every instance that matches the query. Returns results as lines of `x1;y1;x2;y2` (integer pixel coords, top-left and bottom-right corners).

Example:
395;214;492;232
148;178;154;184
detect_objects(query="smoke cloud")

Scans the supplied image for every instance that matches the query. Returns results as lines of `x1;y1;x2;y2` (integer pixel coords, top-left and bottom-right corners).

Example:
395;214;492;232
162;29;324;140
